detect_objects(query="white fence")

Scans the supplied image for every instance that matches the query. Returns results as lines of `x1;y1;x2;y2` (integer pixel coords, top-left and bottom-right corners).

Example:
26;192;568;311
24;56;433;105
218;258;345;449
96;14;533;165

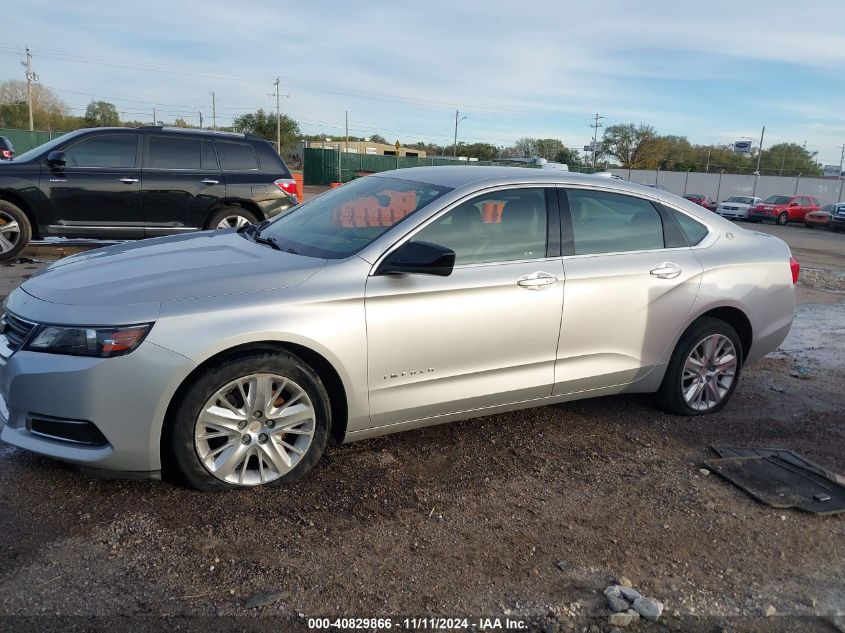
609;169;845;206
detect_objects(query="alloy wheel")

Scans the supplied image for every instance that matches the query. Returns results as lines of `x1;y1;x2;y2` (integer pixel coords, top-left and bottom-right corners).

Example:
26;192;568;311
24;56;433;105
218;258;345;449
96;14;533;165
194;373;316;486
0;211;21;254
217;214;252;229
777;212;789;226
681;334;738;412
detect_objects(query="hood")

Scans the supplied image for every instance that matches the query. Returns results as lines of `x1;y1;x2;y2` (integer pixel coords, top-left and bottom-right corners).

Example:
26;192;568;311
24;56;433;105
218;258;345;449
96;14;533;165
23;230;325;306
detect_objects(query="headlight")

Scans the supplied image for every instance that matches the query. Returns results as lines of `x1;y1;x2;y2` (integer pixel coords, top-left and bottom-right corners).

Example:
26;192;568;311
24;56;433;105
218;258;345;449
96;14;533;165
25;323;153;358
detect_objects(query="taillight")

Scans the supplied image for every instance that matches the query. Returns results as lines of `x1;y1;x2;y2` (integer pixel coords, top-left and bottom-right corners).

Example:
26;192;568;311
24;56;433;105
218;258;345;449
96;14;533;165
789;257;800;284
1;150;10;159
274;178;298;196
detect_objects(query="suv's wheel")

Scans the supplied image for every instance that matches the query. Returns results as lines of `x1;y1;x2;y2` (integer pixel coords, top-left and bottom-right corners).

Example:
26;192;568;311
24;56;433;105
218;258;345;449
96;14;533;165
776;211;789;226
206;206;259;230
167;350;331;491
655;317;743;416
0;200;31;261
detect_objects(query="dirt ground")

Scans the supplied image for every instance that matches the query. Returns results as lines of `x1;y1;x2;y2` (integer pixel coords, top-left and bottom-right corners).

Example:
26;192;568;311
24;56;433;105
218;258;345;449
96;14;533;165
0;224;843;632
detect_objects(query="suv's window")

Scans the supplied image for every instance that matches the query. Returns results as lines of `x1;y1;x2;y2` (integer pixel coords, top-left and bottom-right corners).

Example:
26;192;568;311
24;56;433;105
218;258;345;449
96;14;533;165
217;142;259;170
201;141;219;171
146;135;201;170
64;135;138;168
667;208;708;245
567;189;664;255
413;188;548;265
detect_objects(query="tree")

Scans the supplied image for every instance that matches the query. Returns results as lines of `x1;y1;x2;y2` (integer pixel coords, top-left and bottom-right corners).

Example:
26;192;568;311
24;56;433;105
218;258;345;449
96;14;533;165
757;143;821;176
600;124;656;167
84;100;120;127
232;108;300;153
369;134;387;144
553;147;582;167
0;80;68;129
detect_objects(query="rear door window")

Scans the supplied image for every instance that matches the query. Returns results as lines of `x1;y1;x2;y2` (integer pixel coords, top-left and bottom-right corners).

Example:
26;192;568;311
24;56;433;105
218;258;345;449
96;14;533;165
667;208;708;245
216;142;259;171
146;135;201;170
566;189;664;255
201;141;219;171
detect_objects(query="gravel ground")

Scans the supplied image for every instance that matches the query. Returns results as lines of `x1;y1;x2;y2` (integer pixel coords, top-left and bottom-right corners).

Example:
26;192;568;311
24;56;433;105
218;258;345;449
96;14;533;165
0;231;843;633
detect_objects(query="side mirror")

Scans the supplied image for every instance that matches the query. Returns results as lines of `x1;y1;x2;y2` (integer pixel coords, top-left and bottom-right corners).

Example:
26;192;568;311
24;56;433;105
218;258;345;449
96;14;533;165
789;202;799;207
376;240;455;277
47;150;66;167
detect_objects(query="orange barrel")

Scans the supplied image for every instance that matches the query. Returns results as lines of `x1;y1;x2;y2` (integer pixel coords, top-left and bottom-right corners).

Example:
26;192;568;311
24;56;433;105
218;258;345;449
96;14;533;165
293;173;304;198
330;182;342;189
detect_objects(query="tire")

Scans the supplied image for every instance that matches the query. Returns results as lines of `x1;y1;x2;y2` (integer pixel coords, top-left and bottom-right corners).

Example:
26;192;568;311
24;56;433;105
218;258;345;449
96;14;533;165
166;350;331;491
832;226;840;233
654;317;743;416
776;212;789;226
0;200;32;262
205;205;259;230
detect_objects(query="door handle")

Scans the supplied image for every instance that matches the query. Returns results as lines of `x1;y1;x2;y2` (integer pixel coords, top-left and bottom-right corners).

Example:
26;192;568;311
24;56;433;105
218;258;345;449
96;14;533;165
516;271;559;290
117;177;139;184
650;262;682;279
201;178;219;185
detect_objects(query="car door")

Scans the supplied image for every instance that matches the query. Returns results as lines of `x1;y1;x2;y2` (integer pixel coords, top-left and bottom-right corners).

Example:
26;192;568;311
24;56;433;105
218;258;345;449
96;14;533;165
41;133;142;238
141;135;225;236
365;186;564;427
554;187;703;395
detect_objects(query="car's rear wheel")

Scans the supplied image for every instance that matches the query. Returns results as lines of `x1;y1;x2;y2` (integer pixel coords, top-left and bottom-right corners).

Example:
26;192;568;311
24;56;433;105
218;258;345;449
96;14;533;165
0;200;31;262
776;212;789;226
167;350;330;491
206;206;259;230
655;317;743;416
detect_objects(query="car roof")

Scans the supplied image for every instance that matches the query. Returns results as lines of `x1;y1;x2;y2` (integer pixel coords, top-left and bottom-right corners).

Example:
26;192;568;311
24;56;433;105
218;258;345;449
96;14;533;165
62;126;261;141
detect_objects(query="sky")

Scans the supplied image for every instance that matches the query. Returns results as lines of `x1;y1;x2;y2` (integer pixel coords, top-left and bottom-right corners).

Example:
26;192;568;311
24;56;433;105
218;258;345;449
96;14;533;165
2;0;845;164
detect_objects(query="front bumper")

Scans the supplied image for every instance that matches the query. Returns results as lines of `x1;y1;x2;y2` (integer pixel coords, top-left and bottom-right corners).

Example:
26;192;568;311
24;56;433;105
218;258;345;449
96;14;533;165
0;339;193;473
748;211;774;221
717;209;749;219
830;215;845;228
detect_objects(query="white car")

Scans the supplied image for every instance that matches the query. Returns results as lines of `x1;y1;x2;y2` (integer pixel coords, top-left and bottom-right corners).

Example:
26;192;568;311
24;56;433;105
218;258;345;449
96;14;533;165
716;196;762;220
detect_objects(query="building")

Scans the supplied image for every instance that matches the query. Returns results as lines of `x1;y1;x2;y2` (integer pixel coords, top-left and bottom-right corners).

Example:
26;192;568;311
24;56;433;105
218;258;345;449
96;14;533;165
297;139;426;158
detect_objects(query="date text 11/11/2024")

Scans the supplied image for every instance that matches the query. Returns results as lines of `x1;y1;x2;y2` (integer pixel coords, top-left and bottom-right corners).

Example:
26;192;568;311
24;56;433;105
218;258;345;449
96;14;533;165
307;616;528;630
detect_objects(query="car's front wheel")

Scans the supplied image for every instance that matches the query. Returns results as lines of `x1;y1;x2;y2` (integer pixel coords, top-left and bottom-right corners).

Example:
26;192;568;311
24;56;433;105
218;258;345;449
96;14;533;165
0;200;32;261
206;206;259;230
167;350;331;491
776;212;789;226
655;317;743;416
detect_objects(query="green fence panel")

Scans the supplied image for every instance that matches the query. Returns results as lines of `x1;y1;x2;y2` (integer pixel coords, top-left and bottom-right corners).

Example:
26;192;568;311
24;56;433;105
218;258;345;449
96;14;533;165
0;128;64;154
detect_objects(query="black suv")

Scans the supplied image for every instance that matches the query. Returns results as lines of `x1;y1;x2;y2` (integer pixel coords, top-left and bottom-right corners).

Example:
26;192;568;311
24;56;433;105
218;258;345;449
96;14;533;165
0;126;298;260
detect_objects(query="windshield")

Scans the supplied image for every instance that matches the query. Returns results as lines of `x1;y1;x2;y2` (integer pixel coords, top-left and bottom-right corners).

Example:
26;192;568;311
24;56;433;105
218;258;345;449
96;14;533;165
11;132;72;162
257;176;452;259
763;195;791;205
726;197;754;204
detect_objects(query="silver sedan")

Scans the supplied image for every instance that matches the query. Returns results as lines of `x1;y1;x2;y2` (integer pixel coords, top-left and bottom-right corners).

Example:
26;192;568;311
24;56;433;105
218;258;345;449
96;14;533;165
0;167;797;490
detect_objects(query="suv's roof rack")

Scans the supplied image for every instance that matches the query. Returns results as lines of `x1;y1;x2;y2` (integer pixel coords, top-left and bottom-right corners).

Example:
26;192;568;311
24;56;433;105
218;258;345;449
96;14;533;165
135;126;252;139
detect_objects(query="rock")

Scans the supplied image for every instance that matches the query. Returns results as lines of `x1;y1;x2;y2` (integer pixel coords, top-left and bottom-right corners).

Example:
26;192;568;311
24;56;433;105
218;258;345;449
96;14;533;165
633;597;664;622
245;590;291;609
608;595;630;613
605;585;622;599
618;587;641;601
625;609;640;622
556;560;570;572
802;596;817;608
589;626;601;633
764;605;776;617
608;612;637;627
699;468;711;476
617;576;633;588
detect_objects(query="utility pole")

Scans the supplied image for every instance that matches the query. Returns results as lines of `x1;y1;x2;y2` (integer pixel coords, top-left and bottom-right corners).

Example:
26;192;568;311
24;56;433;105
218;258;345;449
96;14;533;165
705;146;711;173
211;92;217;130
453;109;466;158
274;78;281;153
838;144;845;179
755;125;765;175
199;111;203;129
590;113;604;169
152;107;156;126
345;110;349;154
21;47;38;131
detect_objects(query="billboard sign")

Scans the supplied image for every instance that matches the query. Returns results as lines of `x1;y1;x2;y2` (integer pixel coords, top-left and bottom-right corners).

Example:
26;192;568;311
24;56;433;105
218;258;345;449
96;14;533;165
823;165;842;178
733;140;752;154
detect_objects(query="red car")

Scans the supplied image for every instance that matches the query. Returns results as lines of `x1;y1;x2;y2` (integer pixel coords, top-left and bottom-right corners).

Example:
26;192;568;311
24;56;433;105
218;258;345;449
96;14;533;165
683;194;716;211
748;195;820;225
